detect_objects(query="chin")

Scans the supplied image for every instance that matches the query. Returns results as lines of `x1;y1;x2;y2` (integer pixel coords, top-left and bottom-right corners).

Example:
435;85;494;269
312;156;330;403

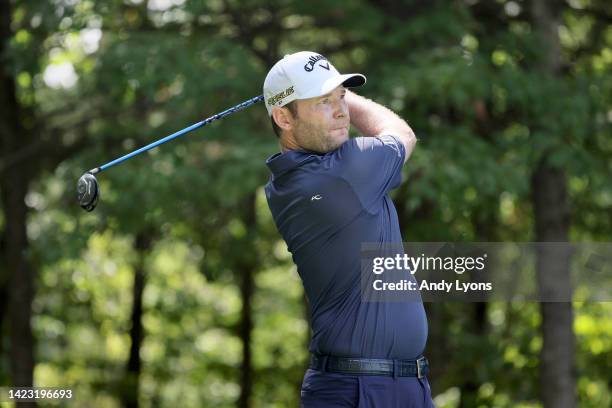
336;133;350;145
325;137;348;152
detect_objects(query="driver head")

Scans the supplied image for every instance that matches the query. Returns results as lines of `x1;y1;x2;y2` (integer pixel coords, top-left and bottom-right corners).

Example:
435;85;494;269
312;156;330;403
77;172;99;212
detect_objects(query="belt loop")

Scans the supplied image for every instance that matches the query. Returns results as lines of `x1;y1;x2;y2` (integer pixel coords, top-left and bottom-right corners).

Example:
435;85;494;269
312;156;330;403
321;355;329;373
416;356;424;379
392;359;399;380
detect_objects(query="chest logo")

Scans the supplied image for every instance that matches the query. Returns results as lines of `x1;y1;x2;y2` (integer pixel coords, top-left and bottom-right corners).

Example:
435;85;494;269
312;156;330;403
311;194;323;201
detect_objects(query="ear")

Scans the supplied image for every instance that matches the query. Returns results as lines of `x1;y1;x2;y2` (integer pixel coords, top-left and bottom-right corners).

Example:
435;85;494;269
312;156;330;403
271;106;294;132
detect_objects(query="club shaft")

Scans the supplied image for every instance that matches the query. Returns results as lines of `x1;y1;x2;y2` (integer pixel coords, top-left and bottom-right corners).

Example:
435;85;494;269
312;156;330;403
89;95;264;174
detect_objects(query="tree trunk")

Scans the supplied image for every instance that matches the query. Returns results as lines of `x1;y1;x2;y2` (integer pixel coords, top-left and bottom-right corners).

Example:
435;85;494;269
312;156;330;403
1;0;36;402
0;230;8;382
237;256;254;408
458;210;494;407
121;231;154;408
530;1;577;407
458;302;487;408
1;175;35;390
531;160;575;408
237;193;257;408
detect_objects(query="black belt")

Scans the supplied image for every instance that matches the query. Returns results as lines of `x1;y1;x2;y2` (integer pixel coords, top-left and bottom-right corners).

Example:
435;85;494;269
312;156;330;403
309;354;429;378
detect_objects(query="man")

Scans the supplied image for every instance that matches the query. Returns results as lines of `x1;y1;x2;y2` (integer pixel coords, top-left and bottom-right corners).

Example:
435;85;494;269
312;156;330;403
263;51;434;407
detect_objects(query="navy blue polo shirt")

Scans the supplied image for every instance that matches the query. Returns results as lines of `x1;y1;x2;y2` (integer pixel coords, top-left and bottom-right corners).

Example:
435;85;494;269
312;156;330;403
264;135;428;359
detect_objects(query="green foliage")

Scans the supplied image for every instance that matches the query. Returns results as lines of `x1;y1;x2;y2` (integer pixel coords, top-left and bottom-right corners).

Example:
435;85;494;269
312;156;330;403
2;0;610;406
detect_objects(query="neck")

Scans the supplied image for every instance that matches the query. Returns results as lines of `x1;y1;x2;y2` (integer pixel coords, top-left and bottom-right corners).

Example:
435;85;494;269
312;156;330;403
280;132;300;152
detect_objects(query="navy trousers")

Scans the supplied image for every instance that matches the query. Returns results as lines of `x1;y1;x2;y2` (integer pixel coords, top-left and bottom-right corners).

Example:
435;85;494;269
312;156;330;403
300;368;436;407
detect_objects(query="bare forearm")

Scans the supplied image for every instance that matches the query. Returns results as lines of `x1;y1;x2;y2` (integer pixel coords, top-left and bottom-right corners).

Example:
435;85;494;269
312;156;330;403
346;90;417;161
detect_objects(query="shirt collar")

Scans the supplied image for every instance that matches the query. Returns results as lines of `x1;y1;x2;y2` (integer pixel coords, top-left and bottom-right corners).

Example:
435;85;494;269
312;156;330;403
266;149;318;179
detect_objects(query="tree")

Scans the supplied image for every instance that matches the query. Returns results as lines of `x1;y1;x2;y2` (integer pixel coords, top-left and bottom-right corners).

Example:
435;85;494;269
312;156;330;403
1;0;37;391
530;1;576;406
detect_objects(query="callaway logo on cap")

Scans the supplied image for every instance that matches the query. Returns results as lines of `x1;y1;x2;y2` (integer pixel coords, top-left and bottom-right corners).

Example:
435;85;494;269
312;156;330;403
263;51;366;115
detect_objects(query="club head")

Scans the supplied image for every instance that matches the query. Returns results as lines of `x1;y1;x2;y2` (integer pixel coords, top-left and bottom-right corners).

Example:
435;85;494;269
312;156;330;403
77;172;99;212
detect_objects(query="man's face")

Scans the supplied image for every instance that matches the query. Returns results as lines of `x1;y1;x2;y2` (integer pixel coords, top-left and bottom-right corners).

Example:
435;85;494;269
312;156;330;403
291;86;350;153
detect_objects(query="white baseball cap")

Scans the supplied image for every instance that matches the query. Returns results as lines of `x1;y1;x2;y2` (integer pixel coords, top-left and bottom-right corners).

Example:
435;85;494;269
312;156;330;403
263;51;366;115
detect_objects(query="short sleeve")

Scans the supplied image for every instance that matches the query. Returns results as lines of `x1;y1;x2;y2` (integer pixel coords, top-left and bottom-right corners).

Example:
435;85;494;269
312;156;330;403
330;135;406;208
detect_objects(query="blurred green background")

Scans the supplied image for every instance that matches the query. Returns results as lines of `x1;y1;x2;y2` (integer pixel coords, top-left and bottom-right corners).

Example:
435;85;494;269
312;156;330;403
0;0;610;407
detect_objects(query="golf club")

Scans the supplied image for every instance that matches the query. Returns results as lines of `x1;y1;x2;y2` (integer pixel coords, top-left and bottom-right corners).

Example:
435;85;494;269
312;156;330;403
77;94;264;212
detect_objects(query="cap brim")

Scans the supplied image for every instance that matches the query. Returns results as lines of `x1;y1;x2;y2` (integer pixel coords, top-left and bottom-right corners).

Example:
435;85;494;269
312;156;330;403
341;73;366;88
300;73;366;100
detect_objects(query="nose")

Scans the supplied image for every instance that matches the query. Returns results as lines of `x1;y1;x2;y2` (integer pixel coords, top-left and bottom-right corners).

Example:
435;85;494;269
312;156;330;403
333;98;348;119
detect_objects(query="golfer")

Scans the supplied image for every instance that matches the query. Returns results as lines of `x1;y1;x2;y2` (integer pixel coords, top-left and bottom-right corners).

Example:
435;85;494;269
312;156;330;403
263;51;434;407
